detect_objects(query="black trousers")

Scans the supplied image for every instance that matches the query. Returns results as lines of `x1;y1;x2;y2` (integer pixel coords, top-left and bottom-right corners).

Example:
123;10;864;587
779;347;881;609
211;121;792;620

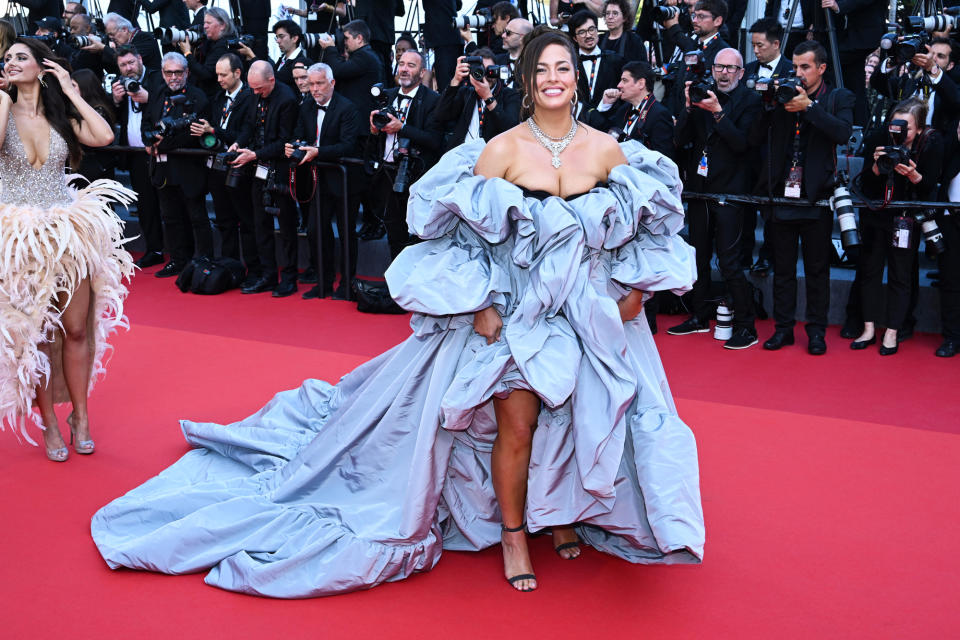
858;213;915;331
208;171;259;274
768;210;833;335
307;189;359;289
839;48;870;128
740;207;772;267
688;201;755;330
156;184;212;265
371;168;414;259
128;152;164;255
936;213;960;341
251;179;299;283
433;44;462;90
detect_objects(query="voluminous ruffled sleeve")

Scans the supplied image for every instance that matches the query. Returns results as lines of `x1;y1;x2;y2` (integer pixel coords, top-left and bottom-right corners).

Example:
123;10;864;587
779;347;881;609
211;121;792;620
385;141;522;317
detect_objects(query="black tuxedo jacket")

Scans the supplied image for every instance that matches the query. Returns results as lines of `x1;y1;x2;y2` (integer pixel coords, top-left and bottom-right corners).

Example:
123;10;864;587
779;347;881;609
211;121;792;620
743;56;793;81
142;83;211;197
140;0;190;28
748;85;855;203
675;83;762;193
431;83;521;152
191;6;207;27
494;52;522;90
663;27;728;68
870;66;960;132
274;50;312;94
763;0;818;34
577;50;625;108
237;81;299;162
321;45;384;117
835;0;886;53
293;93;363;195
187;37;229;100
598;98;675;159
598;31;647;64
370;86;443;167
209;85;256;147
107;0;137;21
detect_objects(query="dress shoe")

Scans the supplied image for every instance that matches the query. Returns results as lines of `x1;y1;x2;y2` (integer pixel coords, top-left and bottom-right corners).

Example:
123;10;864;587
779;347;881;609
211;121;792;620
331;285;349;300
155;261;183;278
897;326;914;343
839;322;862;339
299;269;319;284
849;336;876;350
724;327;758;350
878;342;899;356
750;258;771;276
807;334;827;355
666;316;710;335
302;284;331;300
240;275;261;290
272;281;298;298
241;277;276;294
359;223;385;241
763;330;794;350
135;251;164;269
935;340;958;357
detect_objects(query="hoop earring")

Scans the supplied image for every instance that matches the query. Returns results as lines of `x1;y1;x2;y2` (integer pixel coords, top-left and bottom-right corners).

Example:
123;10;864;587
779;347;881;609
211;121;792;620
38;72;48;89
522;94;532;112
570;91;578;115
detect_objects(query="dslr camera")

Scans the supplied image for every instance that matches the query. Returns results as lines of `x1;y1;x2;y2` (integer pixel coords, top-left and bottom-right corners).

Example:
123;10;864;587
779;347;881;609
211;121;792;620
453;8;492;29
464;56;509;83
211;151;248;188
142;95;199;145
745;74;804;109
115;76;141;94
154;26;202;46
226;34;254;51
879;15;935;67
370;83;400;131
876;118;911;174
683;51;715;103
392;137;420;193
288;139;310;165
654;0;687;22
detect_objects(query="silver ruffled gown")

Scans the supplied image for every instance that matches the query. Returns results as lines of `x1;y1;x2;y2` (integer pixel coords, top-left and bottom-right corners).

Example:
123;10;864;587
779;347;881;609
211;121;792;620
91;140;705;598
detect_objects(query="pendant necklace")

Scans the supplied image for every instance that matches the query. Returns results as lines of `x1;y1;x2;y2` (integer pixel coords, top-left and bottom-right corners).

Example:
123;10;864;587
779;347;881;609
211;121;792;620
527;117;578;169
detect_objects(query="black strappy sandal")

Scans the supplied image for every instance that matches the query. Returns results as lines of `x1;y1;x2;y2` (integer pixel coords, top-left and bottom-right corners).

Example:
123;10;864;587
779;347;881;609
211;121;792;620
501;523;536;591
553;527;581;559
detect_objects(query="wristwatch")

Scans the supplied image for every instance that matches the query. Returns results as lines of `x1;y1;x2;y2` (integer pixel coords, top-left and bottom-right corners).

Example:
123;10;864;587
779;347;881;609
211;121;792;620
483;95;496;107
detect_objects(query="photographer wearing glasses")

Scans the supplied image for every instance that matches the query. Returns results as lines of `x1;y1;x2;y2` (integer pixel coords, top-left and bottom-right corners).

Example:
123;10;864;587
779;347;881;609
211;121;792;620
748;41;855;355
84;13;162;74
179;7;235;100
670;48;762;349
661;0;730;114
497;18;533;89
273;19;312;94
570;11;624;109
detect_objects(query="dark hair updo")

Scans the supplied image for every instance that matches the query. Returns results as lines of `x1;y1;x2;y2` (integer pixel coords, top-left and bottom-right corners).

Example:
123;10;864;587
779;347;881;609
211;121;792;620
517;26;578;119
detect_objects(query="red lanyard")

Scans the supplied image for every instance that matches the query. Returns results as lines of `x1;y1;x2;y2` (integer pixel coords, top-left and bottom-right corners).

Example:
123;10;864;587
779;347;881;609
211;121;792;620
626;97;654;132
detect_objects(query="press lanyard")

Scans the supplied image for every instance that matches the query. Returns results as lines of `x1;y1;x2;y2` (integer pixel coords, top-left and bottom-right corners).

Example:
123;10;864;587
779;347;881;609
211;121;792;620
220;95;236;128
162;89;186;116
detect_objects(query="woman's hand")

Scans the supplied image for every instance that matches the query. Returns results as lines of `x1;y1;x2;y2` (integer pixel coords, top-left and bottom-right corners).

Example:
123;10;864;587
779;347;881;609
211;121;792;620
41;59;76;97
618;289;645;323
473;306;503;345
894;158;922;184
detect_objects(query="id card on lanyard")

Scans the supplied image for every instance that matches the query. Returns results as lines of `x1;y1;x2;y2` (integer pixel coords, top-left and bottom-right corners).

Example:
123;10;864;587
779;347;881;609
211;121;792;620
785;116;803;198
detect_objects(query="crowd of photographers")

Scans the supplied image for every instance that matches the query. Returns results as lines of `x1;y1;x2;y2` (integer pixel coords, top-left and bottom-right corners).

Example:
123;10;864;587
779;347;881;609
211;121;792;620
2;0;958;357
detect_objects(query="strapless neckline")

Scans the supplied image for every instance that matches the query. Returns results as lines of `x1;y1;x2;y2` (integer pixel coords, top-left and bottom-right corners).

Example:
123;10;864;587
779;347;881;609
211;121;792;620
518;181;608;202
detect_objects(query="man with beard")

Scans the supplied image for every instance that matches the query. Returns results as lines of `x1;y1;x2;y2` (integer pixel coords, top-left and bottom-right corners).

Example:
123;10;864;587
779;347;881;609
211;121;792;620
661;0;730;114
366;50;442;255
179;7;234;99
670;47;762;349
497;18;533;90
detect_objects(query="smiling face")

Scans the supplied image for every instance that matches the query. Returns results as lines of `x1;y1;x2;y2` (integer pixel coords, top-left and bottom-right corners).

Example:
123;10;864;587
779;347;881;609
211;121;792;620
3;43;43;85
396;50;423;89
533;43;578;113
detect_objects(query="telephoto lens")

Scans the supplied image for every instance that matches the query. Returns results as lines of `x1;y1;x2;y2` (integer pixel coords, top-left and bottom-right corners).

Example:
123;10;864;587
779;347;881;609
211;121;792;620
452;13;490;29
714;303;733;341
915;209;947;256
830;177;860;249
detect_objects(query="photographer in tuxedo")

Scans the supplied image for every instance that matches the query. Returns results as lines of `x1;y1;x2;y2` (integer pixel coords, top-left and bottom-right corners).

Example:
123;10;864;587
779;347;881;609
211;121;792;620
595;61;675;158
570;10;624;109
190;53;259;282
497;17;533;89
112;45;167;270
179;7;234;100
142;52;213;278
430;49;521;152
229;61;300;297
273;19;312;93
748;41;854;355
367;50;442;258
660;0;730;114
288;63;363;300
671;47;762;349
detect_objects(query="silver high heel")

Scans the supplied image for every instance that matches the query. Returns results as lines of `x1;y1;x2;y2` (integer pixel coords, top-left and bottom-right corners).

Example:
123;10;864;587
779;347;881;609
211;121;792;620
67;413;95;455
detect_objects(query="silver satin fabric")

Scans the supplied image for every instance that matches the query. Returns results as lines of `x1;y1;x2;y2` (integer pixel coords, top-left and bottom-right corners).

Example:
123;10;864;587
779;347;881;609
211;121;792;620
91;140;705;598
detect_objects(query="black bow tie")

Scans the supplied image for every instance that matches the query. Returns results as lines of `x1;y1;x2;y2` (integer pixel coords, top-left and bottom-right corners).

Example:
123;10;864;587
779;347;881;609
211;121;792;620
761;63;773;70
316;104;328;111
397;94;412;101
580;54;600;62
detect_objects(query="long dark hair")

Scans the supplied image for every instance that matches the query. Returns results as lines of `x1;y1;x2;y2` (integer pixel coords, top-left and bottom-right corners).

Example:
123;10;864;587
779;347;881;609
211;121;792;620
6;38;83;167
517;26;578;120
72;67;115;127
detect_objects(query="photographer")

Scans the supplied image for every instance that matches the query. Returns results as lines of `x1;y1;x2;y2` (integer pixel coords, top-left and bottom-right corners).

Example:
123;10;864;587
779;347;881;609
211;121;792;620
550;0;603;27
461;1;518;58
86;13;162;74
272;19;312;94
65;13;104;77
112;45;167;269
229;60;300;297
180;7;234;99
595;61;674;158
142;52;213;278
497;18;533;89
317;20;383;117
852;98;943;356
748;41;854;355
822;0;886;126
140;0;190;29
287;63;363;300
190;52;259;284
661;0;729;113
671;48;762;349
431;49;520;152
368;50;442;258
598;0;647;63
570;11;624;109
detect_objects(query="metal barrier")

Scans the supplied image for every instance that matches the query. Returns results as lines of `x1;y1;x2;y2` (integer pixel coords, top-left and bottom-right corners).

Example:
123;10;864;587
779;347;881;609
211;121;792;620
683;191;960;211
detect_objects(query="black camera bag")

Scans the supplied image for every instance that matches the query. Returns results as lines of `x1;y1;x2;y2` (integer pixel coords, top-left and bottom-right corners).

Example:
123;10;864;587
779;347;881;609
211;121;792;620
175;256;246;295
352;278;406;314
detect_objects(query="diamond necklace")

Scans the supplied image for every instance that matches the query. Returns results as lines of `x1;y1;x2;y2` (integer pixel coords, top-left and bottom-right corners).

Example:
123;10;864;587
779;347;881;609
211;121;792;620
527;117;578;169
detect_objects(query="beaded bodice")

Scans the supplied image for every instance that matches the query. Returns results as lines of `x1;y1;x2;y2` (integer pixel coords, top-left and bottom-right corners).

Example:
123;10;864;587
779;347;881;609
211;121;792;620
0;112;72;207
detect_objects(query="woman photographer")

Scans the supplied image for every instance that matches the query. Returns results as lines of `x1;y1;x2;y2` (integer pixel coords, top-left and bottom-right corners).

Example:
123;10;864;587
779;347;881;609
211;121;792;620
854;97;944;355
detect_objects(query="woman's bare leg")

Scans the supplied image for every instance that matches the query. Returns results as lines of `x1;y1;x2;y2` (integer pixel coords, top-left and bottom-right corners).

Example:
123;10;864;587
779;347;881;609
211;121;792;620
552;525;581;559
59;278;93;451
492;389;539;591
34;343;65;459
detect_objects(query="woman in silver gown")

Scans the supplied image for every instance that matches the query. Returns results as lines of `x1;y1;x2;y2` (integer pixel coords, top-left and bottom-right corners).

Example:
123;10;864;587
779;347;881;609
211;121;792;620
0;39;135;460
91;29;705;596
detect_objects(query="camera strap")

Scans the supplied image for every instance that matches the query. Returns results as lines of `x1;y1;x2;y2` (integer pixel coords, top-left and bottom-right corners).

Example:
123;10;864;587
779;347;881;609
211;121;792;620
289;165;318;204
162;89;187;116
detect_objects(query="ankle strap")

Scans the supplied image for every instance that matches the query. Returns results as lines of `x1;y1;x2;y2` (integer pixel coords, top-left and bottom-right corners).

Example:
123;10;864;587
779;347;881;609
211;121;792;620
501;523;527;533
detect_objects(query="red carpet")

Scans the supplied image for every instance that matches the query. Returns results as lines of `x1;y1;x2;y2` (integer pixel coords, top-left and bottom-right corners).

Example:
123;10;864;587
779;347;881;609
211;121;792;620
2;267;958;639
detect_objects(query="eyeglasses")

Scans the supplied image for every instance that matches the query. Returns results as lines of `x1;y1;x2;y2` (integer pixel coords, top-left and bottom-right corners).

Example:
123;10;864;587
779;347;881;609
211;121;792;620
574;26;598;37
711;63;742;73
503;29;518;37
162;69;186;76
692;12;715;21
274;33;288;40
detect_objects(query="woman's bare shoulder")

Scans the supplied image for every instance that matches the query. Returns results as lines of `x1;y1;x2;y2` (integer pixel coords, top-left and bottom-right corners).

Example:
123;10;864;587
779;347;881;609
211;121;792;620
474;127;522;178
576;123;629;174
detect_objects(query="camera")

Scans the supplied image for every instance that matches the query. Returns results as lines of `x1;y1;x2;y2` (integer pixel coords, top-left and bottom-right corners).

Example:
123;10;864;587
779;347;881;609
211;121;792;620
774;76;803;103
392;137;420;193
115;76;141;93
654;0;686;22
142;95;198;144
211;150;239;172
154;26;202;45
226;34;254;51
914;209;946;256
876;118;910;174
288;139;309;164
879;24;931;67
23;33;62;46
370;83;400;130
683;51;715;103
67;34;95;48
453;9;491;29
830;171;860;250
905;14;956;33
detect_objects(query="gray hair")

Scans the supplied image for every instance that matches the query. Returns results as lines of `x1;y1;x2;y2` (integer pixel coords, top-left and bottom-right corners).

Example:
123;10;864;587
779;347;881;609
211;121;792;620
206;7;237;37
104;12;133;31
307;62;333;82
162;51;188;69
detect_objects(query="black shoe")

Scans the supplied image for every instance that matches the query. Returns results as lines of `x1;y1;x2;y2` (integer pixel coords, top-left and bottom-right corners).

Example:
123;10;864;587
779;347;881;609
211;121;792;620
897;326;914;343
750;258;771;277
241;277;276;294
935;340;958;357
272;281;297;298
878;342;899;356
155;261;183;278
240;275;260;289
724;328;758;350
301;284;331;300
135;251;164;269
299;269;319;284
666;317;710;335
331;285;349;300
359;223;385;241
839;324;862;340
763;330;795;350
807;334;827;355
850;336;876;350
